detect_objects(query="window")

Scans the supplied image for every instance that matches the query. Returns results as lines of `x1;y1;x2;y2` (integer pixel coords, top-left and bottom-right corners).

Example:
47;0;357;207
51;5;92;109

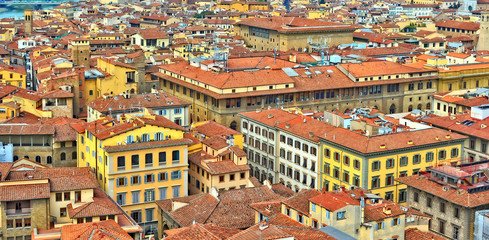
117;177;127;187
439;219;445;234
427;196;432;208
334;152;340;162
158;172;168;181
337;211;346;220
56;192;62;201
324;148;330;158
146;208;154;222
60;152;66;161
414;191;419;202
144;174;154;183
117;156;126;168
64;192;70;201
440;201;446;213
172;186;180;198
60;207;67;217
241;172;245;179
145;153;153;166
171;171;181;180
75;191;81;203
386;174;394;186
371;176;380;189
385;191;393;201
297;214;303;223
24;218;31;228
324;163;330;175
7;219;13;228
426;152;434;162
386;158;394;169
372;161;380;171
159;187;167;200
131;175;141;185
159;152;166;165
333;167;340;179
131;155;139;167
375;222;385;231
452;225;460;239
454;207;460;218
343;156;350;166
172;150;180;164
132;191;140;204
400;156;408;166
451;148;459;158
144;189;155;202
354;159;360;169
439;150;446;160
131;211;141;223
413;154;421;164
399;188;407;202
343;171;349;183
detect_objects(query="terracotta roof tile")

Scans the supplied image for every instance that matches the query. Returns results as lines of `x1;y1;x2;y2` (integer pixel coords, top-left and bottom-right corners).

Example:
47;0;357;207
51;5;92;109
61;219;132;240
283;189;320;216
193;120;240;138
67;188;123;218
165;223;240;240
405;228;447;240
0;182;50;201
436;20;479;31
309;191;360;212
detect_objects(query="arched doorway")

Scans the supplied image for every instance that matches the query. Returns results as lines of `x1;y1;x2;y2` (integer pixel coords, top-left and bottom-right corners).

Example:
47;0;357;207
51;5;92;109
417;104;422;110
426;103;431;110
230;120;237;130
389;104;396;114
408;105;413;112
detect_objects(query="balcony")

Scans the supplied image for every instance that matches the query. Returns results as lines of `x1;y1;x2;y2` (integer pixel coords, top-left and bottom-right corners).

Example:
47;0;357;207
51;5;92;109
6;208;32;216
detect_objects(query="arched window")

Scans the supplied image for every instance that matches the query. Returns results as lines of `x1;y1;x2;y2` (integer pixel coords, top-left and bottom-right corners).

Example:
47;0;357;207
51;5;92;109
35;156;41;163
417;104;422;110
408;105;413;112
47;156;53;164
60;152;66;161
426;103;431;110
230;120;237;130
389;104;396;114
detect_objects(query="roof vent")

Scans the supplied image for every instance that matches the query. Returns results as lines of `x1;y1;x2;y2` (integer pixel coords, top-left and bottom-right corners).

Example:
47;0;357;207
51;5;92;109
407;140;413;145
268;114;273;119
285;123;290;129
379;144;386;149
445;135;451;139
309;132;314;138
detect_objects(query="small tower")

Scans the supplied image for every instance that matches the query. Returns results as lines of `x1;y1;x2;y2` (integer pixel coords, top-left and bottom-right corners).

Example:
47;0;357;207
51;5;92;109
24;9;33;36
478;11;489;51
70;39;90;67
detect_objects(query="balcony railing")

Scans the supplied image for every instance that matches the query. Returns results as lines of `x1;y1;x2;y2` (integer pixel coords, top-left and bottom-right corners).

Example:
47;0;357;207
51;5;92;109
6;208;32;216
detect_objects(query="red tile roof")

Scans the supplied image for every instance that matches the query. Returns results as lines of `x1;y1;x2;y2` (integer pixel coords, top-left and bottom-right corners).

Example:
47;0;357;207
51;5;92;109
364;202;407;222
405;228;447;240
282;189;320;216
193;120;240;138
398;174;489;208
165;223;241;240
235;17;356;33
423;113;489;140
67;188;123;218
61;220;132;240
436;20;480;31
156;194;220;227
309;191;360;212
338;61;434;78
0;182;50;201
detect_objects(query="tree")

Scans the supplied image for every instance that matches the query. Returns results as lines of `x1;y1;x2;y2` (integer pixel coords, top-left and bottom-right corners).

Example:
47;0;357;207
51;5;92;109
194;10;214;19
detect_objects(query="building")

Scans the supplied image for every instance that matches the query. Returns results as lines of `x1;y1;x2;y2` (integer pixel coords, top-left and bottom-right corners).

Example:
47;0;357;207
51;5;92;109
478;11;489;51
430;89;489;116
319;112;466;203
234;17;356;52
398;162;489;240
24;9;32;36
74;111;191;236
239;109;299;185
153;57;437;131
0;117;82;167
191;120;243;148
435;20;479;37
188;135;251;194
86;91;190;128
437;63;489;92
0;161;142;240
424;104;489;162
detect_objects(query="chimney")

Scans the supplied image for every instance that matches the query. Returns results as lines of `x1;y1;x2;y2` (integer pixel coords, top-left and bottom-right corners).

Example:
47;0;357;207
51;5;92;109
309;132;314;138
383;206;392;215
285;123;290;129
268;114;273;119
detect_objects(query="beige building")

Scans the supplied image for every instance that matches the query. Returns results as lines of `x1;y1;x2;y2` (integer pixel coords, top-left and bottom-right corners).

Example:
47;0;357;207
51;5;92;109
188;135;251;194
0;161;142;240
153;57;438;131
234;17;356;52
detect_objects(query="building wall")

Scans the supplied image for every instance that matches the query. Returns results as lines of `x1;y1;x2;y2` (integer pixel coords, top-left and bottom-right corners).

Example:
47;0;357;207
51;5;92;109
50;189;94;225
1;198;50;239
281;203;311;227
309;204;361;238
321;140;465;203
189;162;249;195
406;186;476;240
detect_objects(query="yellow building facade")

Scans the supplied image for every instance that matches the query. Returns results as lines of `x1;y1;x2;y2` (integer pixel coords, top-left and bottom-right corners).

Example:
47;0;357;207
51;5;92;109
319;130;466;203
76;113;190;227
